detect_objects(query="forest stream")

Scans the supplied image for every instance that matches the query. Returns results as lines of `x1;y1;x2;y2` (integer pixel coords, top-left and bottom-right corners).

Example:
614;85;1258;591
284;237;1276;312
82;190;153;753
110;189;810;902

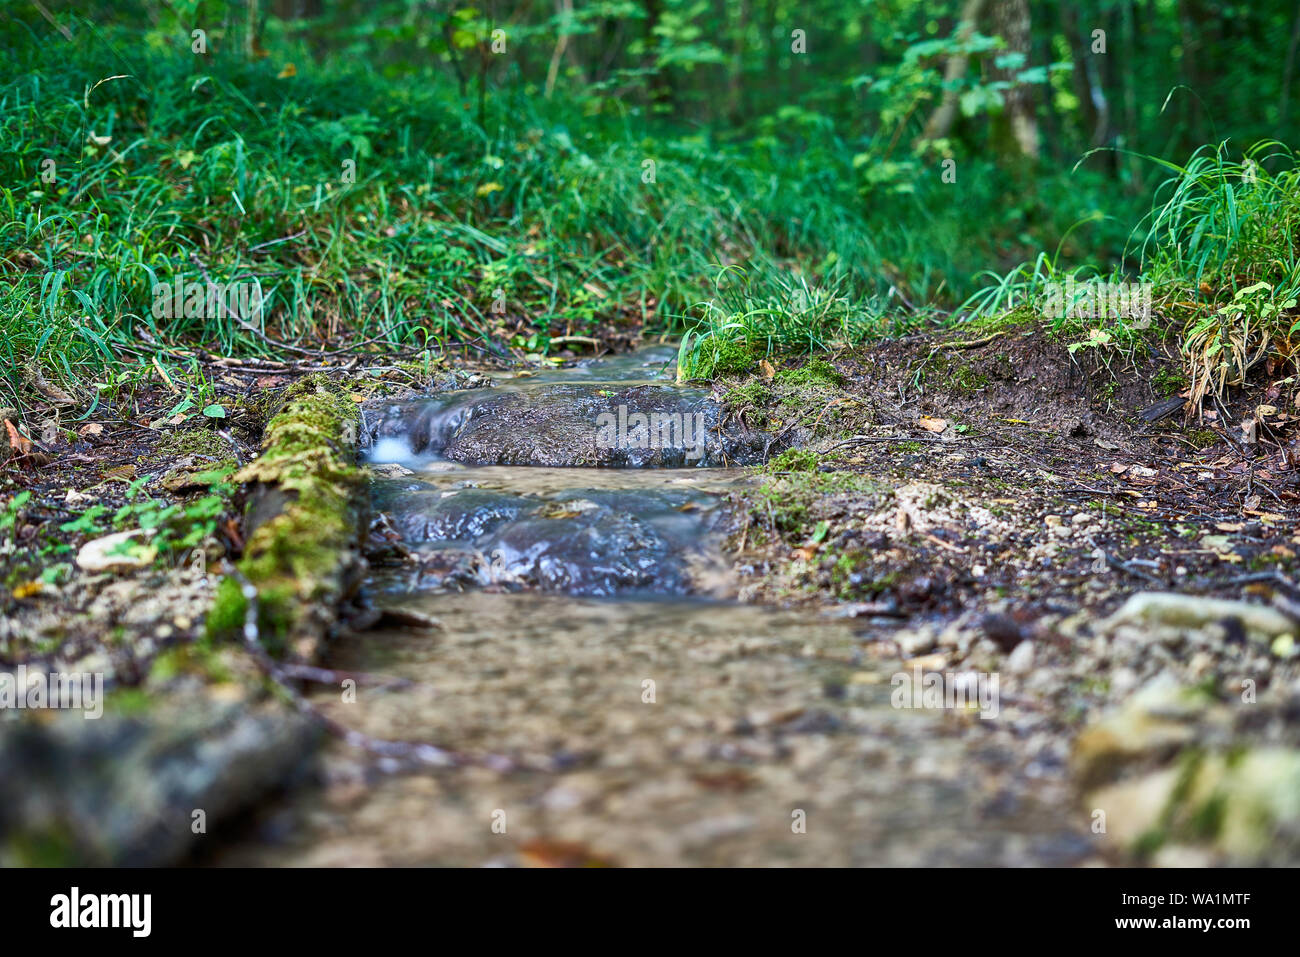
212;348;1091;866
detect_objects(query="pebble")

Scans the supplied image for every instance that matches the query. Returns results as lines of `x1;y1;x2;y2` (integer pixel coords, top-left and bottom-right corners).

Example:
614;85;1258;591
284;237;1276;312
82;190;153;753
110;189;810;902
1007;640;1035;674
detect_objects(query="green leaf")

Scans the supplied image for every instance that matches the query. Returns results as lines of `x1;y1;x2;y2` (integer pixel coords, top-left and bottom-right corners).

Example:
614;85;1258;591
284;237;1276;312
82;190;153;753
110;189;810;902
202;404;226;418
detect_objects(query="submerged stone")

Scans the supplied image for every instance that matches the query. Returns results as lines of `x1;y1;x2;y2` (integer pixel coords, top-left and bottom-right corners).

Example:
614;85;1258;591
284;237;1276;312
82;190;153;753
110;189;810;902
370;470;729;597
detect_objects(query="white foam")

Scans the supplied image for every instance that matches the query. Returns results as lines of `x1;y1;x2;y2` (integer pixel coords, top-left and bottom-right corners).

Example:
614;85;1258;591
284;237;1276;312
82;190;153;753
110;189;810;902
367;437;417;465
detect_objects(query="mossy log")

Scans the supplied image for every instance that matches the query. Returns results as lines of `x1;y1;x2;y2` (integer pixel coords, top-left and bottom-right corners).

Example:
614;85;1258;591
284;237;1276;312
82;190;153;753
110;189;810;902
206;374;368;662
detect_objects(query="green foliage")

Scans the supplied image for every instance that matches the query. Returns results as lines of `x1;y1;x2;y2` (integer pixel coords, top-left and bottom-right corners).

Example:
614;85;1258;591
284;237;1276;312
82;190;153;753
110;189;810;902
1;2;1295;405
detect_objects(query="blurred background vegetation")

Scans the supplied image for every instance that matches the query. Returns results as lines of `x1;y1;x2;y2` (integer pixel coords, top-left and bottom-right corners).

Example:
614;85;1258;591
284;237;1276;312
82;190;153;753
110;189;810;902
1;0;1298;408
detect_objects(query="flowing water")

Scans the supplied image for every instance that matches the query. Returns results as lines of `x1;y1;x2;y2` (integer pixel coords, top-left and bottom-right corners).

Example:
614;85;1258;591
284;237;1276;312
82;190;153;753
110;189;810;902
215;348;1092;866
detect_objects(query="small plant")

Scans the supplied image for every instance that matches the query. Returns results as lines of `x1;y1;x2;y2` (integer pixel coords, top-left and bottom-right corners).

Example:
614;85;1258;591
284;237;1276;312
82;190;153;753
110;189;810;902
1184;281;1297;408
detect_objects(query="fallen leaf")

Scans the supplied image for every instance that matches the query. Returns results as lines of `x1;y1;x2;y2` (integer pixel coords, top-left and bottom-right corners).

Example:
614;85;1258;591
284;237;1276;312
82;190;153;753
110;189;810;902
917;416;947;433
518;839;613;868
23;366;75;404
78;423;104;438
4;419;32;455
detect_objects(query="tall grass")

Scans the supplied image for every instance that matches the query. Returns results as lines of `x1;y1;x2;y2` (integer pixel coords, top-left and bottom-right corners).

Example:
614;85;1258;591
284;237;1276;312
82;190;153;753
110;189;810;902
962;141;1300;405
2;9;1144;411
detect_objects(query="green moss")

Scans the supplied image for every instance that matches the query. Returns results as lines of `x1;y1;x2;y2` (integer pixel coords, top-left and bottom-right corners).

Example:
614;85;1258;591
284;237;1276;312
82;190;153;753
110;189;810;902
205;374;365;655
149;641;234;684
774;359;845;388
102;687;154;716
946;362;990;393
750;468;881;538
765;448;821;473
204;575;247;643
1154;366;1189;397
723;381;774;407
1132;827;1167;859
1187;428;1219;449
829;550;892;599
156;427;232;458
685;338;759;379
5;827;80;867
1186;792;1227;840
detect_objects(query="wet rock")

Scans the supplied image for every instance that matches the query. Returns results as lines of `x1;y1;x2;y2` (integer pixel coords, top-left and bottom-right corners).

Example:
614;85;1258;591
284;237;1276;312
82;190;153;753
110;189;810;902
0;701;318;866
1072;676;1215;780
485;508;694;596
367;383;773;468
378;486;534;542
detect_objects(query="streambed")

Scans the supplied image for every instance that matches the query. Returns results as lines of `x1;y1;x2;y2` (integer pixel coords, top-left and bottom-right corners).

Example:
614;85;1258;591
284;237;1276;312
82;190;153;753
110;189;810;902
214;348;1091;866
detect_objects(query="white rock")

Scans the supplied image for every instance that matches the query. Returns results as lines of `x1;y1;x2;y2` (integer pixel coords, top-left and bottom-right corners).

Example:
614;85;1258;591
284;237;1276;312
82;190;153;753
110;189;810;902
1007;640;1035;674
76;529;155;572
1103;592;1298;640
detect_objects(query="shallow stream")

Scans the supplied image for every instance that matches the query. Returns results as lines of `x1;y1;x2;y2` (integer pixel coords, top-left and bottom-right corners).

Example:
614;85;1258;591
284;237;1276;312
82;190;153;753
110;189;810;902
215;348;1090;866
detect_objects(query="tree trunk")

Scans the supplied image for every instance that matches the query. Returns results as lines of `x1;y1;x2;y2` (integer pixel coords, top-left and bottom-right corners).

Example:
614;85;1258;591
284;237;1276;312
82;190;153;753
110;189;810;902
918;0;986;144
987;0;1039;159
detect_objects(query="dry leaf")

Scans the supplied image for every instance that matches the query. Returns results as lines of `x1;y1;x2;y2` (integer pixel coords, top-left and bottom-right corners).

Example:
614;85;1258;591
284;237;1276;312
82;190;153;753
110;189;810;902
78;423;104;438
4;419;31;456
23;366;75;404
917;417;947;433
518;839;613;868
